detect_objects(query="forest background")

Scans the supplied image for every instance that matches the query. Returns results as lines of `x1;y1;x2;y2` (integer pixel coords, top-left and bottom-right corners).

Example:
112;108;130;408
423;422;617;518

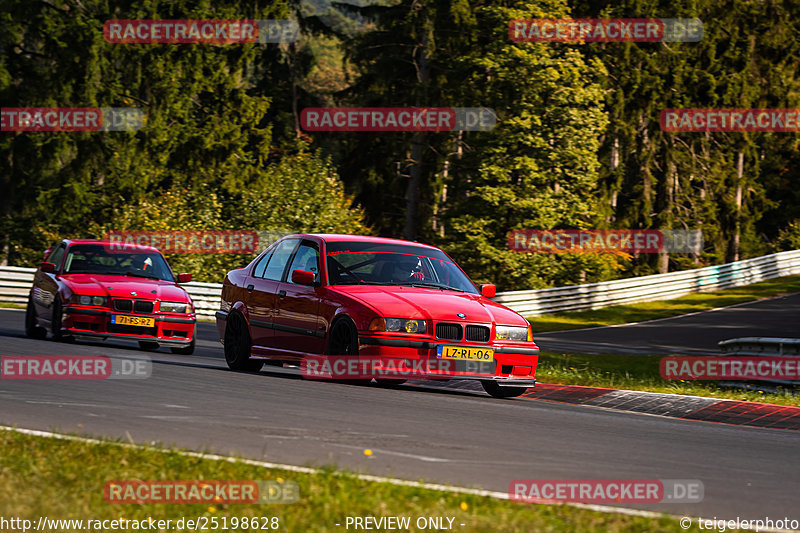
2;0;799;289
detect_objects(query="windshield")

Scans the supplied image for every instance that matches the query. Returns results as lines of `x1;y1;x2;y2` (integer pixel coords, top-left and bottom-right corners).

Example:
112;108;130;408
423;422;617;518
325;241;479;294
62;244;175;282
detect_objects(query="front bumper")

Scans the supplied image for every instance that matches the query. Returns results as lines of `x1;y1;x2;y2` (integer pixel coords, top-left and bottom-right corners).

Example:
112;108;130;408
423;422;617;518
61;306;195;347
357;334;539;386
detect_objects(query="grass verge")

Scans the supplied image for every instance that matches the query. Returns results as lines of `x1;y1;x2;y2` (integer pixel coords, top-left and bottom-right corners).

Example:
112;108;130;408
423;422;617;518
0;429;708;533
537;352;800;407
530;275;800;333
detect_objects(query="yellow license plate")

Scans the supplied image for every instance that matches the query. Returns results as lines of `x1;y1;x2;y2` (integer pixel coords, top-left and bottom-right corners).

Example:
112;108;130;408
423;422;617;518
437;345;494;361
112;315;155;327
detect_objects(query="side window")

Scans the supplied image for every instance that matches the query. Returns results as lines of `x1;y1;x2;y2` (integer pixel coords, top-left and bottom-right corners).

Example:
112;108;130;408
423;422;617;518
47;244;66;272
252;251;272;278
263;239;299;281
287;243;319;283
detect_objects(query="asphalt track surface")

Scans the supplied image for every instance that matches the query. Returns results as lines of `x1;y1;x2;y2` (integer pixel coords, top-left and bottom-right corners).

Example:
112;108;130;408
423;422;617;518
534;292;800;356
1;307;799;522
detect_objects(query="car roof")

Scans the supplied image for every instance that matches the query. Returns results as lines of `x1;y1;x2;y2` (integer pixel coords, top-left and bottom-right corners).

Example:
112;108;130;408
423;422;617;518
61;239;161;254
298;234;441;250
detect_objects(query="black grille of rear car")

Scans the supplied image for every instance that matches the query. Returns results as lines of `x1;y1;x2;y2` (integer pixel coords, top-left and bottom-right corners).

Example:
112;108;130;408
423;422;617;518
465;325;490;342
435;322;463;341
134;300;154;313
113;299;133;312
112;299;154;313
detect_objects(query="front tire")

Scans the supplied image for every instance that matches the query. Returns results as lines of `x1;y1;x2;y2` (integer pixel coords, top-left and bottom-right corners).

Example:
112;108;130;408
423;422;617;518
328;319;368;384
481;380;528;399
329;319;359;355
375;379;406;387
51;298;72;342
25;294;46;339
224;312;263;372
171;340;195;355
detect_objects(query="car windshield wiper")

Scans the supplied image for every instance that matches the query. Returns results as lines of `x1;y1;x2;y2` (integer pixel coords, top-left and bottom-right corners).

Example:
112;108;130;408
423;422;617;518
403;282;465;292
121;271;162;280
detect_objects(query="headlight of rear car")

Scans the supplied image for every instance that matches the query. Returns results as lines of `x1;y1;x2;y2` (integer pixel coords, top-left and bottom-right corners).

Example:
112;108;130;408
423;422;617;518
495;325;530;341
160;301;189;313
71;295;106;306
369;318;427;334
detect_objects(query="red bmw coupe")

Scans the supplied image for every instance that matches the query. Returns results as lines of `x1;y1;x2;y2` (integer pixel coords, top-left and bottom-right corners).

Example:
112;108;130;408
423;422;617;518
216;234;538;398
25;239;196;354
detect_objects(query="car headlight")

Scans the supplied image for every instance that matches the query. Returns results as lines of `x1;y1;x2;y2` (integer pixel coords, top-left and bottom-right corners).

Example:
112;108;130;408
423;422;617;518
160;301;189;313
72;295;106;306
495;325;531;341
369;317;427;334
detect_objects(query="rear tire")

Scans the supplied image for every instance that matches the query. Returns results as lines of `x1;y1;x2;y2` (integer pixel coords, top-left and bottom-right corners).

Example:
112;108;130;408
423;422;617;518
481;380;528;399
25;294;46;340
171;340;195;355
224;312;263;372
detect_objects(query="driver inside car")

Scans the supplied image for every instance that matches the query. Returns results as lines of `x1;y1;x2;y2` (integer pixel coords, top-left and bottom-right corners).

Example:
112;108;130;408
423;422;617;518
392;257;424;282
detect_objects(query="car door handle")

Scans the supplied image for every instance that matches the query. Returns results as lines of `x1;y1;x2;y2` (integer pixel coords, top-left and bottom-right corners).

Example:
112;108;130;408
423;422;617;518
246;284;254;292
278;290;287;298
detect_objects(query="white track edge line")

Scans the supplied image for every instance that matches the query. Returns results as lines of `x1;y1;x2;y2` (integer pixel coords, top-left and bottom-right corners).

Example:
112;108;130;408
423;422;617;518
3;425;793;532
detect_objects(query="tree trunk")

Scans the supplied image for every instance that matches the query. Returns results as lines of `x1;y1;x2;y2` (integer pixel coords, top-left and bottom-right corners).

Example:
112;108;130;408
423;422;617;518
658;139;677;274
1;143;12;266
404;133;424;240
289;42;301;138
728;151;744;262
403;27;430;241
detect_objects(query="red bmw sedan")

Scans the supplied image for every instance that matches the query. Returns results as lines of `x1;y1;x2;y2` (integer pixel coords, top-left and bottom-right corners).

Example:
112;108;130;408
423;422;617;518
25;239;196;354
216;234;538;398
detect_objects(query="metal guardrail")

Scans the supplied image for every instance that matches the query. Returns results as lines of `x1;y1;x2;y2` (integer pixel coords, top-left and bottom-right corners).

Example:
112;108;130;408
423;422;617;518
493;249;800;316
719;337;800;357
2;249;799;319
718;337;800;386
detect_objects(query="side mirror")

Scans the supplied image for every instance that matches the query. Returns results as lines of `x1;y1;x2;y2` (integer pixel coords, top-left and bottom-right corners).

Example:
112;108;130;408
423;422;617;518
177;273;192;283
291;269;315;286
40;262;56;274
480;284;496;298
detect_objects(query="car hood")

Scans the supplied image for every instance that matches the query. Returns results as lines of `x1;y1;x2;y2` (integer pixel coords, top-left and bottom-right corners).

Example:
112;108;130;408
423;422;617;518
60;274;190;302
331;285;527;326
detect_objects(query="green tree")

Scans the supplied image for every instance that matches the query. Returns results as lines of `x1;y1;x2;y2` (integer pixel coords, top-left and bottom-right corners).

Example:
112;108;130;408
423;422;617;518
316;0;615;289
574;0;800;273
